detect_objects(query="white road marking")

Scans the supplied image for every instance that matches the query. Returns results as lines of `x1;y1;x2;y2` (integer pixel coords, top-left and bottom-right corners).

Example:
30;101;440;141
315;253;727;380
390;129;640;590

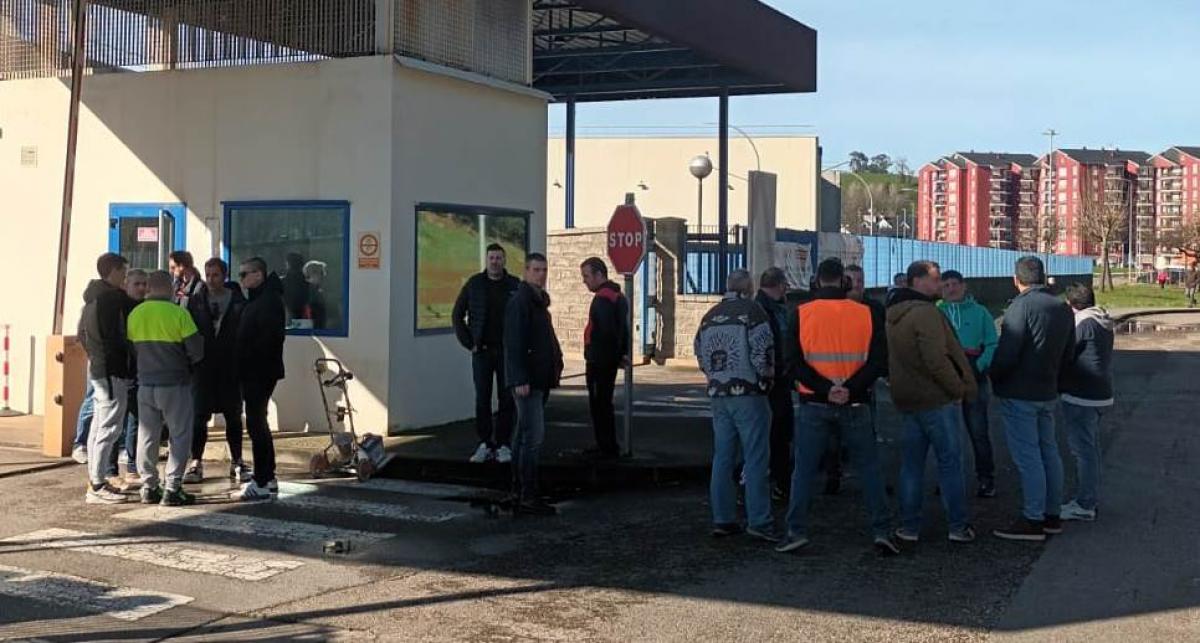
276;482;462;523
0;563;192;621
114;506;394;547
291;477;504;501
1;529;304;581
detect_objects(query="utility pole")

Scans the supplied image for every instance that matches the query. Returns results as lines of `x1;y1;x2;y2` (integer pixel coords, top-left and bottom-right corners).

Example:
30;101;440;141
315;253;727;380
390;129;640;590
1042;128;1059;257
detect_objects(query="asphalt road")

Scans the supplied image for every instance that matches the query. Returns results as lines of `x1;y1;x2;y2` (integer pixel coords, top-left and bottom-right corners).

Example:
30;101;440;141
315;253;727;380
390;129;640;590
0;330;1196;642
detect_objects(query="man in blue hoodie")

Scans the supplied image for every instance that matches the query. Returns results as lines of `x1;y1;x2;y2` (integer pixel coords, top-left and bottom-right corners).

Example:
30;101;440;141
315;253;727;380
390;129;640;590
938;270;999;498
1059;283;1114;522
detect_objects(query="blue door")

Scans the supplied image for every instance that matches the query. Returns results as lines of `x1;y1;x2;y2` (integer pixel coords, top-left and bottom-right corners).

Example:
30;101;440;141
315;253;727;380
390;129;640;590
108;203;187;271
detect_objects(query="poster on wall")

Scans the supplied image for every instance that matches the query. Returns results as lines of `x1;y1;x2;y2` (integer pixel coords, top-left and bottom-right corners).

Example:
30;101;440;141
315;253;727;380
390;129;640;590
774;242;813;290
357;231;382;270
817;232;865;268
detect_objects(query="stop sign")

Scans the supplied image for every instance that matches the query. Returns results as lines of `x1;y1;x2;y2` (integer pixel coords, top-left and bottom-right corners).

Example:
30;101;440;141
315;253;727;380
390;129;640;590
606;203;646;275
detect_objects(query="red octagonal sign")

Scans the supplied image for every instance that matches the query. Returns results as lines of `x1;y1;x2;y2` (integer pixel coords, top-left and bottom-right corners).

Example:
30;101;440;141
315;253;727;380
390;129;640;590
606;203;647;275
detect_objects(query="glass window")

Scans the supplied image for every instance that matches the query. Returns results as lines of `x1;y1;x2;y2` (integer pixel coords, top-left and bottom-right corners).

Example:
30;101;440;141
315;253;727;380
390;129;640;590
414;204;530;334
225;201;350;337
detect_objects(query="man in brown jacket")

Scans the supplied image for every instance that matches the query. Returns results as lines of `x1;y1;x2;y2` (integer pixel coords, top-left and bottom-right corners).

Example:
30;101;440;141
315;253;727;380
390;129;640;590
886;260;978;545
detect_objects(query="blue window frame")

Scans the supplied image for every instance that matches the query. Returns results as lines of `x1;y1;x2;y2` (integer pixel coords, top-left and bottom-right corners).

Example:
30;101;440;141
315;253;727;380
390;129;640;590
222;200;351;338
108;203;187;271
413;203;530;335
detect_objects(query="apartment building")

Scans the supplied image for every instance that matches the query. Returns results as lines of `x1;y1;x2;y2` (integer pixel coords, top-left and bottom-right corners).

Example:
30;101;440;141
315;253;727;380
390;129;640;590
1033;149;1149;256
1146;147;1200;265
917;152;1035;250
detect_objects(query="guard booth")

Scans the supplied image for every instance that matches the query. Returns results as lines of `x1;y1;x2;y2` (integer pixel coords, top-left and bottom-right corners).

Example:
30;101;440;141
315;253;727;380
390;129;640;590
0;0;816;441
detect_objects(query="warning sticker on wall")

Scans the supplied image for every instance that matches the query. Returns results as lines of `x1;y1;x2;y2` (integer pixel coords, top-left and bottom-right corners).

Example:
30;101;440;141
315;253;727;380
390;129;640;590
137;227;159;243
357;231;381;270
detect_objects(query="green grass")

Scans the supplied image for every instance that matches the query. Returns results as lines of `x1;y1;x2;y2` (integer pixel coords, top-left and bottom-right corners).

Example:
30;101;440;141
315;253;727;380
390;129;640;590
1095;284;1189;310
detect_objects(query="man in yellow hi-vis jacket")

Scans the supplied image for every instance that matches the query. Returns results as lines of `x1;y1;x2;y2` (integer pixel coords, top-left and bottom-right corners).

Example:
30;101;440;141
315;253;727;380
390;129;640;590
127;270;204;506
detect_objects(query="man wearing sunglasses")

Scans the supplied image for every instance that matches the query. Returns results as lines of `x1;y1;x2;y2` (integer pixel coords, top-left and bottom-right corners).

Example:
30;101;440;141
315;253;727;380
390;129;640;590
230;257;286;501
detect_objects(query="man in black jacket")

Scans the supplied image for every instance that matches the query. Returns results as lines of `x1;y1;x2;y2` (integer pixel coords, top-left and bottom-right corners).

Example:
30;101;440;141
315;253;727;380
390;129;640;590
78;253;137;504
755;267;792;497
990;256;1076;542
184;258;249;484
580;257;630;459
230;257;286;502
504;253;564;516
452;243;521;464
1059;283;1114;522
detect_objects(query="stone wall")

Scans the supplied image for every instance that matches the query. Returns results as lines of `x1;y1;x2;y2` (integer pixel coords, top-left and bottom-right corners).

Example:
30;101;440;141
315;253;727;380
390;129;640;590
546;227;609;361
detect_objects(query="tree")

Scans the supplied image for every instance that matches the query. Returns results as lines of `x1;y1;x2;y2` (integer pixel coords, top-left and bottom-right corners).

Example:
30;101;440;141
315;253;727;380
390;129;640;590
894;157;912;178
869;154;892;174
1159;220;1200;267
1078;187;1129;292
848;151;869;173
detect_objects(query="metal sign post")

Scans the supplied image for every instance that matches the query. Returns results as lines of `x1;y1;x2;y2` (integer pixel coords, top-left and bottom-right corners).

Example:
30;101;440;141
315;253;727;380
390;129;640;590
607;193;647;458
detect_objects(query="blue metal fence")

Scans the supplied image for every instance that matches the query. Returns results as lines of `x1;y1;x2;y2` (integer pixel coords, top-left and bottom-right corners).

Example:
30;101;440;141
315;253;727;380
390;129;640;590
774;230;1094;289
681;226;747;294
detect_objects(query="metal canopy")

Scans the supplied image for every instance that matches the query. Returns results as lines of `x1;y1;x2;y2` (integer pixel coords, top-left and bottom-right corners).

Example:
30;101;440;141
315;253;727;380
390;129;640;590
532;0;817;102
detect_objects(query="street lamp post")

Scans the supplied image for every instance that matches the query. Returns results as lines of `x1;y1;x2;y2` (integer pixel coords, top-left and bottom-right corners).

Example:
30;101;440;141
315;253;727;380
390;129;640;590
689;154;714;230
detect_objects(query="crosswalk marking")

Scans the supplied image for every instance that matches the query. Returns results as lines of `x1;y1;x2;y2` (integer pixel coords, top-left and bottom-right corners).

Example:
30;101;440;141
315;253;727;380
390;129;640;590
0;563;193;621
292;477;506;501
114;506;395;548
277;482;463;523
1;529;304;581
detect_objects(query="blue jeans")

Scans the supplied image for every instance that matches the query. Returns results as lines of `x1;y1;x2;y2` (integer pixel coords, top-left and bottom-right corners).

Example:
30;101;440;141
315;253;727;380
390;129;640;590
999;398;1064;521
1062;401;1104;511
73;379;95;449
787;403;891;540
710;395;772;530
512;389;548;501
900;402;969;534
961;378;994;483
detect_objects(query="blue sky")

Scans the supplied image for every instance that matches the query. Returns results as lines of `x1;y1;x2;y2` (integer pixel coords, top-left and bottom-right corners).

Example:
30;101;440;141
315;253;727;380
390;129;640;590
549;0;1200;169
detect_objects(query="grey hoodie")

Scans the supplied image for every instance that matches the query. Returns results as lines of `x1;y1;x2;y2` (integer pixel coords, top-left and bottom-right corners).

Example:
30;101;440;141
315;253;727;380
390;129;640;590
1061;306;1114;406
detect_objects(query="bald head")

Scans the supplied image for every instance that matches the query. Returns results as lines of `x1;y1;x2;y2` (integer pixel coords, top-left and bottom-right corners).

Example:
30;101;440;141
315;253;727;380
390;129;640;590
147;270;174;300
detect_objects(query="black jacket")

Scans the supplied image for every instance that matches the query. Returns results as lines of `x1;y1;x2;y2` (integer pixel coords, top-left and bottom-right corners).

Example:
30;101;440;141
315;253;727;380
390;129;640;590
584;281;630;369
991;286;1075;401
452;271;520;351
188;282;246;373
504;282;564;391
78;279;136;380
1060;307;1115;405
754;290;789;378
237;273;287;384
784;287;887;405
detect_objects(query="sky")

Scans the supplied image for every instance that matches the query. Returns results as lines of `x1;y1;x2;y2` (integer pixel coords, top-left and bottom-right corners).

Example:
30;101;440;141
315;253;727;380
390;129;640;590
548;0;1200;170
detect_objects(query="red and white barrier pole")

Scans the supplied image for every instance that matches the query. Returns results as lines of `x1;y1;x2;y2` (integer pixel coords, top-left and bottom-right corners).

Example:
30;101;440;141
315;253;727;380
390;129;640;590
1;324;11;413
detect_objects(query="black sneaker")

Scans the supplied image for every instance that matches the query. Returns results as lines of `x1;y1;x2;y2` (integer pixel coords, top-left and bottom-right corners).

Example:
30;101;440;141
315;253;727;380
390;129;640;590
711;522;744;538
746;525;782;543
1042;515;1064;535
874;535;901;556
161;488;196;507
977;479;997;498
515;500;557;516
993;518;1047;542
140;485;163;505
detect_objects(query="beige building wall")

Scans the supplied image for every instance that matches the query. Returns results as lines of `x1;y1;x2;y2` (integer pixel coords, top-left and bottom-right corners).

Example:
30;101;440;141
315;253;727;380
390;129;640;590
0;55;547;431
546;135;822;232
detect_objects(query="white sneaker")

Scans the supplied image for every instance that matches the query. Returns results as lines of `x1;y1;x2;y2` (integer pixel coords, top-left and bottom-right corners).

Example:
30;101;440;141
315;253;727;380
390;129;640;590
230;481;273;502
267;479;279;496
72;445;88;464
495;445;513;464
85;484;126;505
182;460;204;484
1060;500;1097;522
468;442;494;464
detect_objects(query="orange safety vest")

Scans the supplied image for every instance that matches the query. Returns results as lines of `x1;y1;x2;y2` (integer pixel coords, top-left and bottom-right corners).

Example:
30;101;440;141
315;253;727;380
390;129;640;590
795;299;872;394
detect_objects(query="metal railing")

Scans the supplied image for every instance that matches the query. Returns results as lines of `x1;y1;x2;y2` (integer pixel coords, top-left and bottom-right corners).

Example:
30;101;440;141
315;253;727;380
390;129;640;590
680;225;746;295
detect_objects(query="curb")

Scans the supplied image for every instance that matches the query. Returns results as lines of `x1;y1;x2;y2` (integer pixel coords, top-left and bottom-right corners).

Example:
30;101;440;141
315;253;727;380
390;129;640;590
1112;308;1197;323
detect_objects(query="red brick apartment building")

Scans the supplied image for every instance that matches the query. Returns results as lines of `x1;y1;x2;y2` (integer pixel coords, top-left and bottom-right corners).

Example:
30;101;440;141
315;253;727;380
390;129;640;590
918;147;1200;265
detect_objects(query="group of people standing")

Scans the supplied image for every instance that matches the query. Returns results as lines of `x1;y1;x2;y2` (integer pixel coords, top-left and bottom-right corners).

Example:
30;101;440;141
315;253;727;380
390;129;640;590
695;255;1114;553
75;250;286;505
452;245;630;515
